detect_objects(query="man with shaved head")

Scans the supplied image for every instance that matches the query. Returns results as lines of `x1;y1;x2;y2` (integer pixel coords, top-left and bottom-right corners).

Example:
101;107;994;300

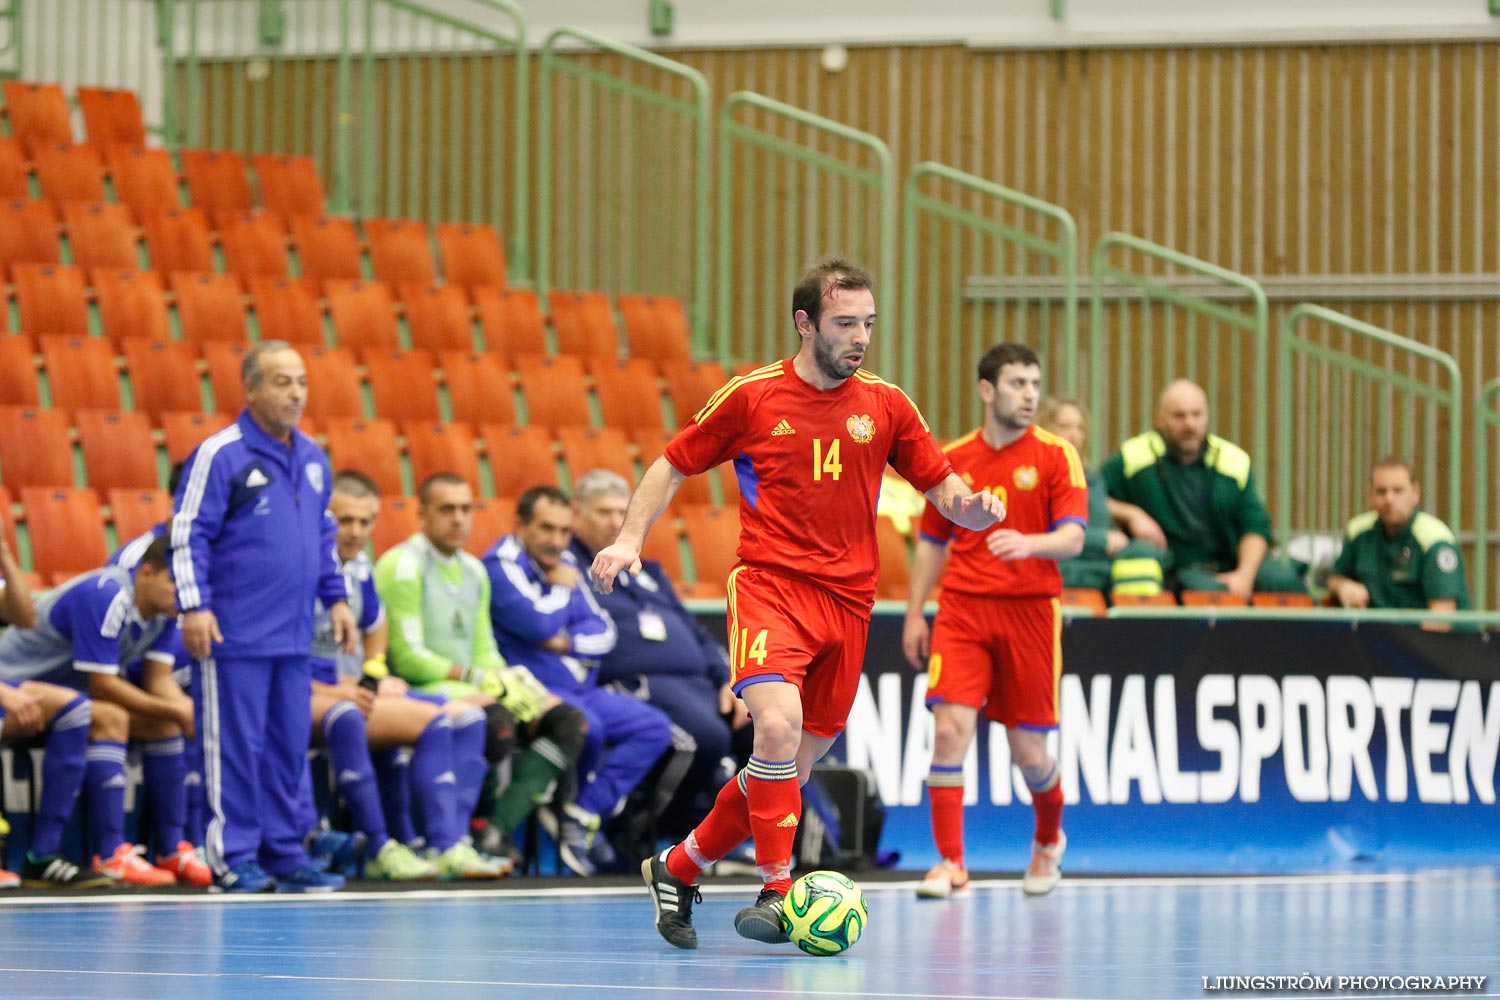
1101;379;1304;598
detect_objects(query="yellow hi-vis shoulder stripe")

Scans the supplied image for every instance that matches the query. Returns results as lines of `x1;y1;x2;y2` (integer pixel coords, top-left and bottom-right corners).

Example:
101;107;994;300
693;364;784;425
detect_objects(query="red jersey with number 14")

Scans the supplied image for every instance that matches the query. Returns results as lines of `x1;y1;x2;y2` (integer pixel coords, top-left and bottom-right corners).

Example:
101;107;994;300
665;359;953;615
919;425;1089;598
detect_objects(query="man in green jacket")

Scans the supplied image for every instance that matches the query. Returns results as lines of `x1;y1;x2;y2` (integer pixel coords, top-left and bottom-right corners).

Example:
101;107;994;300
1101;380;1304;598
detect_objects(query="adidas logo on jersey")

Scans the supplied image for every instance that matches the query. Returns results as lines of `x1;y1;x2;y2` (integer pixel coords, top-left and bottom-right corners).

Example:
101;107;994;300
245;469;269;488
336;770;365;786
771;419;796;436
776;813;799;828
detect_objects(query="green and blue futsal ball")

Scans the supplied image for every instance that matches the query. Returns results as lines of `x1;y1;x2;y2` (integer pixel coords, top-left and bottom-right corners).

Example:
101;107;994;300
780;870;868;956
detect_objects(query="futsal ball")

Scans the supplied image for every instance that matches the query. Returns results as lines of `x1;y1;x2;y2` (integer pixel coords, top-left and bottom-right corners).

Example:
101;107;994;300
780;870;868;956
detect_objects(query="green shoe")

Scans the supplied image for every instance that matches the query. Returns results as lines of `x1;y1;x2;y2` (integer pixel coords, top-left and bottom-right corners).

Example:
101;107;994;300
433;840;510;880
365;839;439;882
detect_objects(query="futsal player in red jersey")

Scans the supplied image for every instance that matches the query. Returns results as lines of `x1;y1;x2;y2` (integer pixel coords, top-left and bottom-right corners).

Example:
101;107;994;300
902;342;1088;898
590;257;1006;949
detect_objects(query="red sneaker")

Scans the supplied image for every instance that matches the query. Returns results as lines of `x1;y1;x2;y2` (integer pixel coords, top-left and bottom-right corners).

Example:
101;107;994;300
156;841;212;887
0;867;19;889
93;843;175;887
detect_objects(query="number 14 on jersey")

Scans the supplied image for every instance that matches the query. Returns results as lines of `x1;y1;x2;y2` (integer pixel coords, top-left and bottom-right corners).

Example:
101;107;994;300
812;438;843;482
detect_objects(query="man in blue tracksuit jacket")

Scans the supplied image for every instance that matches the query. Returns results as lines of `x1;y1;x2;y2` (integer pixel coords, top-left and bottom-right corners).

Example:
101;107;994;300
171;341;356;893
483;485;671;876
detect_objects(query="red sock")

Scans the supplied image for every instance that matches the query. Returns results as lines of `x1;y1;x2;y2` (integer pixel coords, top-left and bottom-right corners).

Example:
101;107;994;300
666;770;752;885
1030;767;1064;845
745;757;799;893
928;784;965;865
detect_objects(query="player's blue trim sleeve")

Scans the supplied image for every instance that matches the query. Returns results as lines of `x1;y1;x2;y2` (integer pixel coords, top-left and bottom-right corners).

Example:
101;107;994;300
918;532;950;546
1049;516;1088;532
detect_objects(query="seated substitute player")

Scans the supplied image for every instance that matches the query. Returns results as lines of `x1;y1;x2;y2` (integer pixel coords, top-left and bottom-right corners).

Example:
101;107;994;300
306;470;501;879
376;473;587;866
486;485;672;877
0;536;199;886
1327;457;1471;630
903;343;1086;898
590;256;1004;949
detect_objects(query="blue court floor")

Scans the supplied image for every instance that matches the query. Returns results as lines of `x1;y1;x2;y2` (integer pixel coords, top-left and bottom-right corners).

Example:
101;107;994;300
1;871;1496;1000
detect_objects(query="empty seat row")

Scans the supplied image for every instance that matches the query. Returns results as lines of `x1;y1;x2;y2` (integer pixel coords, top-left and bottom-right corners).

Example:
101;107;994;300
0;482;170;580
1;82;146;155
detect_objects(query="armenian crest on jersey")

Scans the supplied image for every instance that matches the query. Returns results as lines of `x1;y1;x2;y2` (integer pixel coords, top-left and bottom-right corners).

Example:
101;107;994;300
1013;465;1039;491
846;414;876;444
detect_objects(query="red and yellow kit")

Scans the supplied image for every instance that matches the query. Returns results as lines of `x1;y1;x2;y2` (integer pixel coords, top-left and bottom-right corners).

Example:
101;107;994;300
664;359;953;735
919;425;1088;728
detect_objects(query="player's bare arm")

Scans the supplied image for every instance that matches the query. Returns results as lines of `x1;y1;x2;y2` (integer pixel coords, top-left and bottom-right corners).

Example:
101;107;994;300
986;521;1086;562
590;456;687;593
901;538;950;669
926;473;1006;531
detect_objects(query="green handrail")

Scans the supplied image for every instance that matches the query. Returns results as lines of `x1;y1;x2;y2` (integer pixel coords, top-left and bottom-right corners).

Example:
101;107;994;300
1088;233;1269;467
900;161;1078;436
1275;304;1462;560
717;91;895;369
1473;379;1500;608
1105;605;1500;627
536;26;710;346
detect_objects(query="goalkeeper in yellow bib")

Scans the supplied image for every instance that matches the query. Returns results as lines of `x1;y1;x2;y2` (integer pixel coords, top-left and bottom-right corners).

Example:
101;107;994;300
374;473;589;864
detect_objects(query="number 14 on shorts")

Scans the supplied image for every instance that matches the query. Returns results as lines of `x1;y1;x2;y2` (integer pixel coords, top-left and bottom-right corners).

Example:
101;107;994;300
736;628;769;676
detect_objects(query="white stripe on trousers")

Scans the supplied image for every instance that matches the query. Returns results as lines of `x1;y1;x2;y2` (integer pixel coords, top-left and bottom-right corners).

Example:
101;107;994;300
200;656;228;876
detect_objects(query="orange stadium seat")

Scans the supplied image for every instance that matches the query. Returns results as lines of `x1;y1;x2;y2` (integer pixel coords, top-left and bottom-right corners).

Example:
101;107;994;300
121;337;203;421
719;461;742;506
588;357;664;433
106;146;180;221
0;486;16;557
640;516;684;581
75;408;157;491
0;199;62;278
399;282;474;353
161;411;229;463
630;429;712;508
362;347;439;422
325;279;400;350
0;406;74;488
660;359;728;427
180;148;254;219
290;214;362;282
171;271;248;345
435;222;506;291
77;87;147;149
618;293;692;364
0;334;40;407
253;154;325;221
92;268;171;348
371;495;419;555
63;201;139;270
1111;591;1178;607
440;351;515;426
302;344;365;422
248;275;325;346
108;487;172;542
200;341;248;414
467;496;515;555
23;487;108;577
365;218;435;285
403;420;480;490
548;289;618;359
142;207;214;273
40;333;121;412
1251;592;1316;608
0;138;28;199
1180;590;1250;608
875;515;912;600
482;424;558;498
15;262;89;335
516;354;591;431
220;211;290;279
558;426;635;487
1;81;73;155
473;286;547;359
1060;587;1108;616
681;505;740;590
33;142;105;205
324;417;403;496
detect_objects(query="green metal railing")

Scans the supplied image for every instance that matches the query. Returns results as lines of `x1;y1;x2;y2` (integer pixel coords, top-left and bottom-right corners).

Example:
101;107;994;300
900;161;1078;437
1088;233;1269;467
716;91;895;368
1275;305;1461;555
536;26;710;346
1473;379;1500;608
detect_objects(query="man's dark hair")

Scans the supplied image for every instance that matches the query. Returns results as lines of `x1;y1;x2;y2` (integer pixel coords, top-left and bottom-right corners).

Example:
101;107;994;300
977;342;1041;384
139;534;171;572
167;460;187;498
417;472;469;506
791;255;873;330
516;485;570;525
334;469;381;500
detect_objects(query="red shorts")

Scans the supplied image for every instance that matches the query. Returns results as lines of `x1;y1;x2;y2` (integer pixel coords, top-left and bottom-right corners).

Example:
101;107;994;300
726;564;869;738
927;591;1062;729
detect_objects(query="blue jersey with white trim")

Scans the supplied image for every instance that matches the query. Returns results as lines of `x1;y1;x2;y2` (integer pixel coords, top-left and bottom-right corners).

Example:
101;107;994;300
0;567;179;686
171;410;346;658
